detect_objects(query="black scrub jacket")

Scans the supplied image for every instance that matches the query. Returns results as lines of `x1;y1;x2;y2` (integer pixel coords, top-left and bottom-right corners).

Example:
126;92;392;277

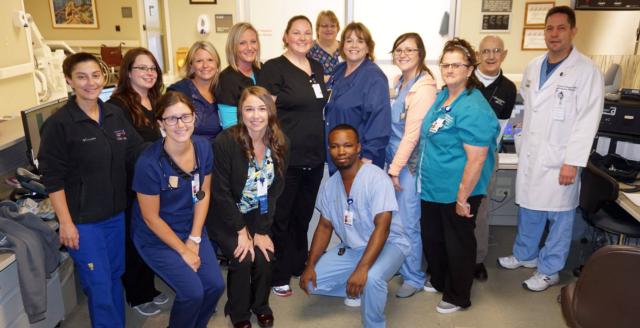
39;95;144;224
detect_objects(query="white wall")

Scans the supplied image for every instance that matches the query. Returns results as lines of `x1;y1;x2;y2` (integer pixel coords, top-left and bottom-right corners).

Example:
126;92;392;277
245;0;346;61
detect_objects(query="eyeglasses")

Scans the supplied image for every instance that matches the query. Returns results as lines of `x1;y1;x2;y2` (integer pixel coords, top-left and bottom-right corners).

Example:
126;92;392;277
393;48;419;56
439;63;470;70
319;24;337;29
480;48;503;56
161;113;194;126
132;66;158;73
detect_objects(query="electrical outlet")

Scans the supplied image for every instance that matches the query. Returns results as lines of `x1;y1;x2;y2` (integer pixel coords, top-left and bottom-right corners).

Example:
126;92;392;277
494;187;510;199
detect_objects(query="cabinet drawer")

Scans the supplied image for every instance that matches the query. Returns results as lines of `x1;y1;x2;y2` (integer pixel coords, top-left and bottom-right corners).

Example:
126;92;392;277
0;261;29;327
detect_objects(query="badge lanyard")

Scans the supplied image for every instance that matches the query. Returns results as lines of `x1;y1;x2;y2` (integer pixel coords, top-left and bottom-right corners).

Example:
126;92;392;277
159;140;204;203
252;155;270;215
396;72;424;121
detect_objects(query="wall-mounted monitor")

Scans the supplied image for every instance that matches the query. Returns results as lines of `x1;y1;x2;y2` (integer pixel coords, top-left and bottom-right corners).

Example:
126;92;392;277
20;98;68;169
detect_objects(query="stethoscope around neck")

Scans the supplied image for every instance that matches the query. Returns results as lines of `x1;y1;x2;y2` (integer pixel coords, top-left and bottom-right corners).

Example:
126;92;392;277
158;139;205;200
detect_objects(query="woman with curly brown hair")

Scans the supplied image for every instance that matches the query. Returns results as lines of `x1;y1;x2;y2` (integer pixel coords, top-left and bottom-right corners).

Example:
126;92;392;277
417;38;499;313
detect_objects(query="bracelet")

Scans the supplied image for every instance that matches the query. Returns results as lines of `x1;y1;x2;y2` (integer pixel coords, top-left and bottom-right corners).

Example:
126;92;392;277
188;235;202;244
456;201;470;208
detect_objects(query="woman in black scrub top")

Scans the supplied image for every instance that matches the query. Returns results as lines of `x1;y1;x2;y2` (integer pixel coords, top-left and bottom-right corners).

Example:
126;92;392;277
257;15;328;297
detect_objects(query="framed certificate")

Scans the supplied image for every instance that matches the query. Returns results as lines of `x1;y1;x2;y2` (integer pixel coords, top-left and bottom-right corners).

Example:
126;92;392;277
521;27;546;50
524;2;555;26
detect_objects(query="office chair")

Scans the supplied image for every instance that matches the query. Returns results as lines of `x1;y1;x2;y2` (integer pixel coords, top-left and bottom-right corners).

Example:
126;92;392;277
560;245;640;328
579;162;640;245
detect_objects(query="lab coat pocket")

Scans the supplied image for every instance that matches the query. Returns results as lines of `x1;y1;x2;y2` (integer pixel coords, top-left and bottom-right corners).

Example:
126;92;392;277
543;143;567;169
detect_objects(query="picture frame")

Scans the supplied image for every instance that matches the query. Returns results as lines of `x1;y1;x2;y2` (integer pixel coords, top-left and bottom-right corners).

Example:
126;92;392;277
482;0;513;12
521;27;546;50
481;14;511;33
49;0;99;29
189;0;217;4
524;2;555;26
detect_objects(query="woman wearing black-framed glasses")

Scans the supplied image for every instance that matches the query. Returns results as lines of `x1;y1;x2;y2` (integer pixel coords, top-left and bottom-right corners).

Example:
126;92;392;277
107;47;169;317
131;91;224;327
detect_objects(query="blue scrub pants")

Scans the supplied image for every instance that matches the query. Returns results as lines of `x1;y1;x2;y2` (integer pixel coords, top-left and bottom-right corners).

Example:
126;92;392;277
136;235;224;328
395;167;425;288
513;207;576;276
67;212;125;328
308;243;405;328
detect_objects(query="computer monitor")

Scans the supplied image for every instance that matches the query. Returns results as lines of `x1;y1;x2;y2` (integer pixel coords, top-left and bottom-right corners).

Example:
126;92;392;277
20;98;68;169
99;86;115;102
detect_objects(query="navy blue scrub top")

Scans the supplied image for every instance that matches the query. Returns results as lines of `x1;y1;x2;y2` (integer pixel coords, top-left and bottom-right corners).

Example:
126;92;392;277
131;135;213;246
324;59;391;173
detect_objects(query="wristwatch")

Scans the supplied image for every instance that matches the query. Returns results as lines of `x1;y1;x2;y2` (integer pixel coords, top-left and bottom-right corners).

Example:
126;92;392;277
188;235;202;244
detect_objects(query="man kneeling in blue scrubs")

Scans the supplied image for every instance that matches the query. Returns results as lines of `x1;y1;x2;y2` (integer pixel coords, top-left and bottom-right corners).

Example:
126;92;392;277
300;124;410;328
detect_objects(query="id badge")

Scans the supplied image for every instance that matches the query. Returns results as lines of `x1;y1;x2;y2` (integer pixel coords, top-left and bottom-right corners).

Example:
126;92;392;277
429;117;445;133
312;83;323;99
552;109;565;121
343;210;354;226
257;178;268;214
191;173;200;203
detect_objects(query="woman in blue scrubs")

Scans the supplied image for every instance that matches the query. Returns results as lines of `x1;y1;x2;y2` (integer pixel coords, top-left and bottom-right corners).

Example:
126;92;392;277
324;22;391;174
386;33;437;298
168;41;223;142
132;91;225;327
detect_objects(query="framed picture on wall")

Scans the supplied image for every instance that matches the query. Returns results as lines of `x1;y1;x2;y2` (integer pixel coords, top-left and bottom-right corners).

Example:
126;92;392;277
49;0;99;29
524;2;555;26
521;27;546;50
481;14;511;33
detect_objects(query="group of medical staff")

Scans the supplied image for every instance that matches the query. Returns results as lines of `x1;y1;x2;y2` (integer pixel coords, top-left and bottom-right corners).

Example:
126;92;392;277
36;4;604;328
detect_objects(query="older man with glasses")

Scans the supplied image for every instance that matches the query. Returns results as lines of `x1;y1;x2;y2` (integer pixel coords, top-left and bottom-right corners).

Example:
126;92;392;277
473;35;517;282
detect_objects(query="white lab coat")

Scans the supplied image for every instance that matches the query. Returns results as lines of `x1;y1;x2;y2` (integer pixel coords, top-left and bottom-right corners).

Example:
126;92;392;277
516;47;604;211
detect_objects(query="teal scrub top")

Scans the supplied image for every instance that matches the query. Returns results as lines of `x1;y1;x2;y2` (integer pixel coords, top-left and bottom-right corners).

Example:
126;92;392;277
418;87;499;203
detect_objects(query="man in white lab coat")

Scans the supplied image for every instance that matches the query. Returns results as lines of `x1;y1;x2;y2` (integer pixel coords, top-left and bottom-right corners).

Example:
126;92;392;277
498;6;604;292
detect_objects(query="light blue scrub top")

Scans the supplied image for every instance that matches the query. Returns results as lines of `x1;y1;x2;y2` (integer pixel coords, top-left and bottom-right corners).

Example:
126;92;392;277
418;88;499;203
315;164;410;256
385;74;421;163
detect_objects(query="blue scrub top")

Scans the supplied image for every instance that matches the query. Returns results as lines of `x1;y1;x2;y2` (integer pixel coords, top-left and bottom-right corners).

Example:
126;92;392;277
131;136;213;246
385;74;421;163
168;79;222;141
315;164;410;256
418;88;499;203
324;59;391;173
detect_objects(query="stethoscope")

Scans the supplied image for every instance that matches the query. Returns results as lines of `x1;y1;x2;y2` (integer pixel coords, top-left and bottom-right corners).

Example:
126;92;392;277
158;139;205;200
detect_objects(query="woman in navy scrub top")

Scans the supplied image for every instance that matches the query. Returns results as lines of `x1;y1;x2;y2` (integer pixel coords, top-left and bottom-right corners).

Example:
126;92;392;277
323;22;391;174
168;41;223;142
39;53;144;328
132;91;224;328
